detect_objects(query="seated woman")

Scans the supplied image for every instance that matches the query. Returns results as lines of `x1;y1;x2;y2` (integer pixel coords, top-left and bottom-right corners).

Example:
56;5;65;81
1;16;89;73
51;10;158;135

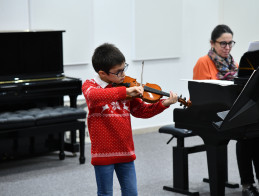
193;24;259;196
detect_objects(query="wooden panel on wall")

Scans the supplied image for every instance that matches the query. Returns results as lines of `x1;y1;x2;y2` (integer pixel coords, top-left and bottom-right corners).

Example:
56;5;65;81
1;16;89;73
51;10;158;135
30;0;92;65
134;0;182;61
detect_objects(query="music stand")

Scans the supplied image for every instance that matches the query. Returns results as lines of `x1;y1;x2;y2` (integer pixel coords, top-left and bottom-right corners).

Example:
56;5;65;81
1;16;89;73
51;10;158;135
234;49;259;85
214;67;259;131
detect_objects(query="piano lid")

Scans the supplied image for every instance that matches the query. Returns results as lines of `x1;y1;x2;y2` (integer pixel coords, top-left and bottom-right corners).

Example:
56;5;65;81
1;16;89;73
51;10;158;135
0;30;65;81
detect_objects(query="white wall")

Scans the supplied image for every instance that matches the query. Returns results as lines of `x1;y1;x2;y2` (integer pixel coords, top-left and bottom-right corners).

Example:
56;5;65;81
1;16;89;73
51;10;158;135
134;0;182;60
1;0;258;130
29;0;92;65
83;0;220;129
220;0;259;63
0;0;29;30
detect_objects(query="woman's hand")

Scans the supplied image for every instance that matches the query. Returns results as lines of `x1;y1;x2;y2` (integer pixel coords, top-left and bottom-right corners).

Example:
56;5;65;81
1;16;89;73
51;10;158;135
162;91;178;107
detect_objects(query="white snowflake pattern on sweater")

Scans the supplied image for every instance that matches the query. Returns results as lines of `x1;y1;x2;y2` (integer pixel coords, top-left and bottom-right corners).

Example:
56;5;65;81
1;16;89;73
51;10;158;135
82;77;168;165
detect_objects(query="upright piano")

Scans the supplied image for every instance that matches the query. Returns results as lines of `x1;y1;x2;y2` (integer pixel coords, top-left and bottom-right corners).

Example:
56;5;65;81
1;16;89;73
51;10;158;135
174;50;259;196
0;30;83;159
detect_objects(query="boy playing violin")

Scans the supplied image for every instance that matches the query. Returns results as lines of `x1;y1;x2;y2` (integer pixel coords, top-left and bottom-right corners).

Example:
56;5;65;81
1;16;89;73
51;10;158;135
82;43;178;196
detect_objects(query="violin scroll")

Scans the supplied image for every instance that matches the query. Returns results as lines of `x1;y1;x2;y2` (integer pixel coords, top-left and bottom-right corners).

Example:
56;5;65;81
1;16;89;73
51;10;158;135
178;95;192;108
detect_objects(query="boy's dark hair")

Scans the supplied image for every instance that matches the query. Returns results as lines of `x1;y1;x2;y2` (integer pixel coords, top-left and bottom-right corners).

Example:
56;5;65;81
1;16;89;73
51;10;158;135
211;24;233;42
92;43;125;74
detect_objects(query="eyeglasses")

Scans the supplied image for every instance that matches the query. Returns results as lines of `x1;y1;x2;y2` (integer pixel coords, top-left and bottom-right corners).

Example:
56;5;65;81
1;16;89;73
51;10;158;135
215;40;236;48
108;63;129;77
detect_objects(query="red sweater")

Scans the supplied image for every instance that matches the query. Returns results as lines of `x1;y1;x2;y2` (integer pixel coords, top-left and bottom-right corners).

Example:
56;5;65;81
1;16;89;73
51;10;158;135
82;76;168;165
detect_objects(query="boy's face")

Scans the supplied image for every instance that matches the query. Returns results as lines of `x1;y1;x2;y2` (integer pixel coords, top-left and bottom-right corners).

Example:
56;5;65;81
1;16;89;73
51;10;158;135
99;63;127;84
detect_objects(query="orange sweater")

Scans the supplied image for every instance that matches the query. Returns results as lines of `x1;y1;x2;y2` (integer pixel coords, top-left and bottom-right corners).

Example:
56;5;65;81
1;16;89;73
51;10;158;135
193;55;218;80
193;54;238;80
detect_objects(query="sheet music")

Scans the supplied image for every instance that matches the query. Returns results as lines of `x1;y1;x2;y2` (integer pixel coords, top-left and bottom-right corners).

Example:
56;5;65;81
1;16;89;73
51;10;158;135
230;70;256;107
181;79;234;86
248;41;259;52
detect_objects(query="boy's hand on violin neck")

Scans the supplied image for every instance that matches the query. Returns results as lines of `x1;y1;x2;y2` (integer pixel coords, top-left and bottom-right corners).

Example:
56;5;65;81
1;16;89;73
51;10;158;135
126;86;144;97
162;91;178;107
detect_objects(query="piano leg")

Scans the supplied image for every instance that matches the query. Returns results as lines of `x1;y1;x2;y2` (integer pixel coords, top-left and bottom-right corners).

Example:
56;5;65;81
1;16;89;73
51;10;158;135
79;122;86;164
69;95;77;108
70;130;78;154
203;144;239;188
59;132;65;160
64;95;80;154
205;143;228;196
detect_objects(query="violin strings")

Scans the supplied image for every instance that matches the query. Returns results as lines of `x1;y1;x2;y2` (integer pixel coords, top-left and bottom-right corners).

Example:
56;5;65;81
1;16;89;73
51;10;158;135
143;86;170;97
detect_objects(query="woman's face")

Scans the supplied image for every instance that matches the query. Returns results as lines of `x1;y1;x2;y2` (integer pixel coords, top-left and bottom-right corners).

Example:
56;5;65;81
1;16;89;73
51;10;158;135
211;33;233;58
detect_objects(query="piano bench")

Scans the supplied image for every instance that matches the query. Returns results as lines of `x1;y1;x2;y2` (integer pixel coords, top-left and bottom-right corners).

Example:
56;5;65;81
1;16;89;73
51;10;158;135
159;124;206;196
0;106;86;164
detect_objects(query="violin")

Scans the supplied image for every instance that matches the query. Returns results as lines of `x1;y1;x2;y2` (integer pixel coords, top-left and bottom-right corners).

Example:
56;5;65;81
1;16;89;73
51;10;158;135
115;76;192;108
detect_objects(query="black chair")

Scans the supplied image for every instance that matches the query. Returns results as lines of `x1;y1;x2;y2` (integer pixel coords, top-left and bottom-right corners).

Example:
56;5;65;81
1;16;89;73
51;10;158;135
159;124;205;195
159;124;239;195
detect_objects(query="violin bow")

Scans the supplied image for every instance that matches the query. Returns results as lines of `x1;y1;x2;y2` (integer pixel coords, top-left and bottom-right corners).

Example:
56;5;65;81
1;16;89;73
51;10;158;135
140;61;144;87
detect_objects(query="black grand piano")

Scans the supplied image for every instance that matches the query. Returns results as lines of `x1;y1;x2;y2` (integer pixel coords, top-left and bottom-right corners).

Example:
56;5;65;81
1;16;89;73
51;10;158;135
174;49;259;196
0;30;83;159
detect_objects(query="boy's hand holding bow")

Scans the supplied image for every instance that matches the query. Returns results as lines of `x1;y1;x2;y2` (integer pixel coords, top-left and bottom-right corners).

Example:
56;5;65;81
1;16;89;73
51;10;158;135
126;86;144;97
